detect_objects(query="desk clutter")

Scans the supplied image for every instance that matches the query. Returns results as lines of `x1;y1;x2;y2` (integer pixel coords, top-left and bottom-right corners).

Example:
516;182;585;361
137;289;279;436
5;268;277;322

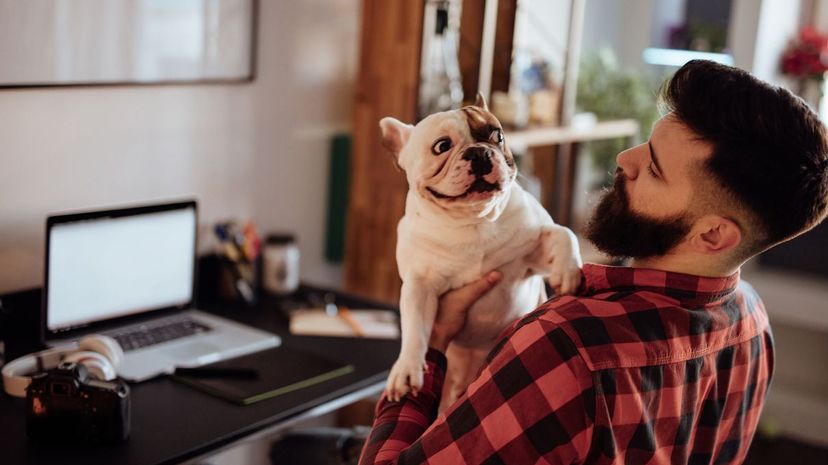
0;265;401;462
286;292;399;339
214;221;303;307
289;309;399;339
213;220;262;306
1;335;130;443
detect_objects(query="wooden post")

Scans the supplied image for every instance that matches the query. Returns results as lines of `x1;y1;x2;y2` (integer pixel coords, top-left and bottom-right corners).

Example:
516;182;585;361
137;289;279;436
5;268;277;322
343;0;425;303
459;0;485;103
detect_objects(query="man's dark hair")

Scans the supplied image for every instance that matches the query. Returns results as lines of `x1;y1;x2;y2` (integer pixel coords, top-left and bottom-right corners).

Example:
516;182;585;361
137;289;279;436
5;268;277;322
660;59;828;255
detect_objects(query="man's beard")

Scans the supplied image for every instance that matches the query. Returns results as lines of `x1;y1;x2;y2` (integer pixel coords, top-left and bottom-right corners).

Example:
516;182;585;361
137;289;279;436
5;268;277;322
585;171;692;260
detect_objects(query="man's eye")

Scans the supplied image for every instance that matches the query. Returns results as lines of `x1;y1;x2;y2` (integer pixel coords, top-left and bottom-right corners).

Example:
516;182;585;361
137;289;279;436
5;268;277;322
647;161;659;177
490;129;504;144
432;137;453;155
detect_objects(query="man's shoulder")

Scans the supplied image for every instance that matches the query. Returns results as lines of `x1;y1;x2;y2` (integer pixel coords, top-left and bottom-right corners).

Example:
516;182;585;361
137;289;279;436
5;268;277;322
736;279;771;335
515;284;769;372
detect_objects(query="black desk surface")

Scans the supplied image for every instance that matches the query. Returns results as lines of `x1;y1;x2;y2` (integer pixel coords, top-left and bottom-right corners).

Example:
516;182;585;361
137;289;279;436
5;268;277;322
0;284;399;465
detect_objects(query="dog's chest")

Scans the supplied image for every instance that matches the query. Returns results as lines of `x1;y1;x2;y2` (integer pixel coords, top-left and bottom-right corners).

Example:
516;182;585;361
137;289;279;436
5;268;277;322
398;187;551;290
443;228;538;287
399;217;539;285
455;259;546;346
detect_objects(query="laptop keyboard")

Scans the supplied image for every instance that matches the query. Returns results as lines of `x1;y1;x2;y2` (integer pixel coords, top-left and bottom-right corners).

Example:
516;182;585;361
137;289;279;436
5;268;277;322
109;316;212;352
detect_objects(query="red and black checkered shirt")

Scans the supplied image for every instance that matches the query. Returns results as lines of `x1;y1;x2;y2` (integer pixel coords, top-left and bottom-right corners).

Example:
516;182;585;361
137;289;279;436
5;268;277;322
359;263;774;464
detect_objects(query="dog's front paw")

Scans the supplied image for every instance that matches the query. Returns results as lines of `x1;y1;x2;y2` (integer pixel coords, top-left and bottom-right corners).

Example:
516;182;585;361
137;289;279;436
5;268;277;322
548;259;582;296
385;356;428;402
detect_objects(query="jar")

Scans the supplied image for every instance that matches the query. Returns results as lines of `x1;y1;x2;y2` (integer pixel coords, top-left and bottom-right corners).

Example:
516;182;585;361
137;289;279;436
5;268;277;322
263;233;300;295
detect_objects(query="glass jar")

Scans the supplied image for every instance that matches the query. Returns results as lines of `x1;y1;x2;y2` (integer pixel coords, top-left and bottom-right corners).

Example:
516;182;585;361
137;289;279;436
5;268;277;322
263;233;300;295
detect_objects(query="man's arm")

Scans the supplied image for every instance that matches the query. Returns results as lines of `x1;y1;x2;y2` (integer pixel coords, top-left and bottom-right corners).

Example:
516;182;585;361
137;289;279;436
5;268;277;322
358;312;595;465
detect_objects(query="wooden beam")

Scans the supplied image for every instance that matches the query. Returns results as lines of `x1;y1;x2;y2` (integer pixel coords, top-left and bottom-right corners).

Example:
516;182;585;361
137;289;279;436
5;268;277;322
343;0;425;303
459;0;485;103
491;0;517;94
529;145;558;214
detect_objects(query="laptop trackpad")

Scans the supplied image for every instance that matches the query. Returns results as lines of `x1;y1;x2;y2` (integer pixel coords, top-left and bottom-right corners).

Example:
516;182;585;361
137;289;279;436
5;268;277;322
163;342;221;362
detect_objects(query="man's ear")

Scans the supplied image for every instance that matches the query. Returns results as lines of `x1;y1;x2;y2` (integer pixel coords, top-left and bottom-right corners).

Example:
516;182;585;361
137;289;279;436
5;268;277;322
379;117;414;168
474;92;489;111
691;215;742;255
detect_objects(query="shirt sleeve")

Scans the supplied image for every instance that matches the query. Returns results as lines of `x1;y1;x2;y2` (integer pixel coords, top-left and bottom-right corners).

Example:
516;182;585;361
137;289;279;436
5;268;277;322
358;318;595;465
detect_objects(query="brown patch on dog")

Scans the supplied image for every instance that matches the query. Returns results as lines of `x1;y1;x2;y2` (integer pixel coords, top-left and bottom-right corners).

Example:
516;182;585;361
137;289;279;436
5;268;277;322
460;106;515;168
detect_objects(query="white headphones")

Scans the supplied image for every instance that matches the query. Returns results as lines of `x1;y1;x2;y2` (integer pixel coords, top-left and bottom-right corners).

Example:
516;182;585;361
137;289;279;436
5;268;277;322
2;335;124;398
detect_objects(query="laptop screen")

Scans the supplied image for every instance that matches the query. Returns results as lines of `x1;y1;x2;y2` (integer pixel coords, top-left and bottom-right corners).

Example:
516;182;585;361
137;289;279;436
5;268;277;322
45;202;197;333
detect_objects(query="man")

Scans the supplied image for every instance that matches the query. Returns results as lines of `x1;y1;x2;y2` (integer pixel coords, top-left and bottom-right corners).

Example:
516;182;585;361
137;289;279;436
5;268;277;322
358;60;828;464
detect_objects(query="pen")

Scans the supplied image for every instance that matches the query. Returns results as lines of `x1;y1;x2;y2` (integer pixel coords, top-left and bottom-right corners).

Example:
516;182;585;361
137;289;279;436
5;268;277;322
337;306;365;337
174;367;260;379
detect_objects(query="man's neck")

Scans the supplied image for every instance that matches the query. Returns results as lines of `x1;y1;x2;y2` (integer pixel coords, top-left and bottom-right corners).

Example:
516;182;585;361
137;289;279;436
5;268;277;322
630;254;741;278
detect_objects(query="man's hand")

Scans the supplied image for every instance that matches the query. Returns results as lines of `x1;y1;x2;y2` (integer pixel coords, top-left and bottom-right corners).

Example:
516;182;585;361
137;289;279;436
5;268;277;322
428;271;502;353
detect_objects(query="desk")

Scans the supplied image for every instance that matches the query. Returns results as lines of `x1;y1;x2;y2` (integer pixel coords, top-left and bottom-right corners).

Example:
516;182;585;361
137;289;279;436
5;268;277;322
0;282;399;465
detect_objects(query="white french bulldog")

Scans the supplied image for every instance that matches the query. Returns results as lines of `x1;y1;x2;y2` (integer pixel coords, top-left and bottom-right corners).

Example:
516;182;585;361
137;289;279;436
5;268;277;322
380;95;583;413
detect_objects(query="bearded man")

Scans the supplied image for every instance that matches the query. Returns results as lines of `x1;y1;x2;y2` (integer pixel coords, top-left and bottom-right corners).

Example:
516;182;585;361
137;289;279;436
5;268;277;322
358;60;828;465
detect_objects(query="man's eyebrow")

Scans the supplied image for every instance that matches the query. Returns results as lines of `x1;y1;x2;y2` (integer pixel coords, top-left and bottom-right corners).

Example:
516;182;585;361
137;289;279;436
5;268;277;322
648;140;666;181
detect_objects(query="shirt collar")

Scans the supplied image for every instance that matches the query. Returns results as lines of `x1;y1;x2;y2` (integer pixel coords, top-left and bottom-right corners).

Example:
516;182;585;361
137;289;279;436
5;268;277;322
581;263;741;307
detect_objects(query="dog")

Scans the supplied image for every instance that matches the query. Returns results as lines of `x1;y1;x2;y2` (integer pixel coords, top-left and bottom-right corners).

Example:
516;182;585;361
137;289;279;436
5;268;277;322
380;94;583;414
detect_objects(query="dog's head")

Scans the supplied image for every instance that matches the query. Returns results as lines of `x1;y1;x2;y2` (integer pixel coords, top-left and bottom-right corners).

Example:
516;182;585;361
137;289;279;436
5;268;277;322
380;94;517;218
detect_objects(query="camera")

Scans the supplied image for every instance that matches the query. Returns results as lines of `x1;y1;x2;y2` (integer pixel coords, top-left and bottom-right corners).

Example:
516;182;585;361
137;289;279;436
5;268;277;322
26;361;130;443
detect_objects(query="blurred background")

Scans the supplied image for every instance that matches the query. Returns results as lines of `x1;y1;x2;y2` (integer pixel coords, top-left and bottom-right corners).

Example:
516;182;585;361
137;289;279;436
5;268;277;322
0;0;826;463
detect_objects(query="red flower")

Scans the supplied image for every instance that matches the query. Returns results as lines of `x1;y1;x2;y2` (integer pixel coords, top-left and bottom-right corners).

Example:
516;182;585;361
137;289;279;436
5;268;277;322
781;27;828;78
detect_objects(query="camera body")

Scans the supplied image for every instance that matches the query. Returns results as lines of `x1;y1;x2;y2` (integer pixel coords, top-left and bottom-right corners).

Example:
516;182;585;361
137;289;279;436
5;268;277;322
26;361;130;443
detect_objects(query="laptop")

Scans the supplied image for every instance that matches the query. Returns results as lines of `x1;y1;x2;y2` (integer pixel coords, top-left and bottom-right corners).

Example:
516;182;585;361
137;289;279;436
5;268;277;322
42;200;281;382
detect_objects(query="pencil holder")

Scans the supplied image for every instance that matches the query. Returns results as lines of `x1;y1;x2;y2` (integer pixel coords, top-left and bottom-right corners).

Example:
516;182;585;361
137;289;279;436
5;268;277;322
217;255;260;306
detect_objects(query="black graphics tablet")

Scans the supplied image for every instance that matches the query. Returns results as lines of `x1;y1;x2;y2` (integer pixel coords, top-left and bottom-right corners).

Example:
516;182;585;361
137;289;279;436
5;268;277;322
171;346;355;405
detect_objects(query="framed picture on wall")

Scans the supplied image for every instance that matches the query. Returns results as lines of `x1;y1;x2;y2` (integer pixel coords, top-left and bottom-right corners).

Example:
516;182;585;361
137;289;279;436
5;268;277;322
0;0;257;88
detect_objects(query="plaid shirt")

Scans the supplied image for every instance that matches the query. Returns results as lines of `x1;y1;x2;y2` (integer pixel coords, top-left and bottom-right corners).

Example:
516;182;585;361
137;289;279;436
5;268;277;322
359;263;774;465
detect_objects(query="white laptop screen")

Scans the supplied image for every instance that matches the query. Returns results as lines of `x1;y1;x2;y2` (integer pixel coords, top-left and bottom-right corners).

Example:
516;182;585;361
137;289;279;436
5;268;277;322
46;205;196;332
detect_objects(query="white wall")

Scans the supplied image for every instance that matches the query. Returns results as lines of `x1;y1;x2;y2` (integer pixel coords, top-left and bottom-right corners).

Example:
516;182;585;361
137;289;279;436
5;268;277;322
751;0;803;83
0;0;359;294
580;0;655;73
581;0;622;54
728;0;763;72
250;0;359;288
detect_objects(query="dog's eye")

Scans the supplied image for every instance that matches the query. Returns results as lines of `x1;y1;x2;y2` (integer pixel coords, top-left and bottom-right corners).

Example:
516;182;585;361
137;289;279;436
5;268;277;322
490;129;504;144
431;137;453;155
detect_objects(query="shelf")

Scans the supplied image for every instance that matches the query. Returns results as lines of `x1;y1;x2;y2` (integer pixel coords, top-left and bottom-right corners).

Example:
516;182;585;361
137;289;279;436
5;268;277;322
507;119;640;148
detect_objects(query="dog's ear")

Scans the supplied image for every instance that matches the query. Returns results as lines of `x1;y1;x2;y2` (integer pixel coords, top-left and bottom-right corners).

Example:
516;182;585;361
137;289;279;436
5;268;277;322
379;117;414;168
474;92;489;111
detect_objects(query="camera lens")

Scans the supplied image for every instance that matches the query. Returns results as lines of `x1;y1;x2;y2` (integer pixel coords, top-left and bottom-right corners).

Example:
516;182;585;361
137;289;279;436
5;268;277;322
50;381;71;396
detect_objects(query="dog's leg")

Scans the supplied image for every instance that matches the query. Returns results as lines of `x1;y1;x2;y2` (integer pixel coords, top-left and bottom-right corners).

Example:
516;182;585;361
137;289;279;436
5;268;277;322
529;225;583;296
386;277;438;402
438;344;491;415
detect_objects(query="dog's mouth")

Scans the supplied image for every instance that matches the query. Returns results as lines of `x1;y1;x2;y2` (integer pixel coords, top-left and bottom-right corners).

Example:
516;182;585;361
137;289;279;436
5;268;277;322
427;178;501;201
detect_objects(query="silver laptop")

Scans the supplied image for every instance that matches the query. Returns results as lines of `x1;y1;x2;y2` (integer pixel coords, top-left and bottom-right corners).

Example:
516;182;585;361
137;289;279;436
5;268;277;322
42;200;280;382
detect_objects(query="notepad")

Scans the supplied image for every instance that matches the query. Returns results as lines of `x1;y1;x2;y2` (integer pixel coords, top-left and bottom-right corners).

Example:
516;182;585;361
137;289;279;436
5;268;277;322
289;308;400;339
171;346;355;405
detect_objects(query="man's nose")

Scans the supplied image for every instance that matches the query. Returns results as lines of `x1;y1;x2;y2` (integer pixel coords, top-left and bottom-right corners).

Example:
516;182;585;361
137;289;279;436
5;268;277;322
463;147;493;176
616;145;643;180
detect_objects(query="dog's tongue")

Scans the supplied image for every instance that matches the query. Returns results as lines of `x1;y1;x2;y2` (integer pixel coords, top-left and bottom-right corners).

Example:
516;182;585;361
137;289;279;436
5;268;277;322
467;178;499;194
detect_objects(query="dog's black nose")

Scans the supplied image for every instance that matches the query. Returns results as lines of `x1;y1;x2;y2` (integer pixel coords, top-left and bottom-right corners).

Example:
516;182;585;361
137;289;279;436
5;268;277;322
463;148;493;176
